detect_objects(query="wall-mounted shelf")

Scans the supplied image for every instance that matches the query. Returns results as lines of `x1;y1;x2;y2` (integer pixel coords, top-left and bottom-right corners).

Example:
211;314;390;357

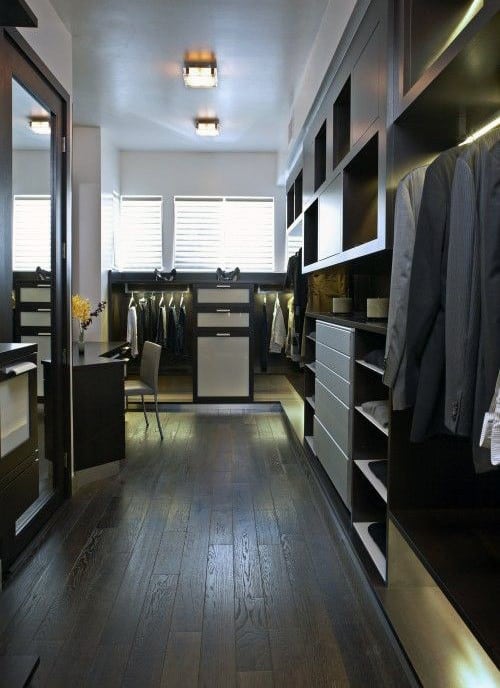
355;404;389;437
356;358;384;376
333;76;351;169
354;459;387;502
353;521;387;581
343;132;379;251
314;121;327;191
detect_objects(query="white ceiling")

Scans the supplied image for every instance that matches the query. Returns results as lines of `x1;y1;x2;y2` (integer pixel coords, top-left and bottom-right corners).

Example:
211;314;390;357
49;0;329;152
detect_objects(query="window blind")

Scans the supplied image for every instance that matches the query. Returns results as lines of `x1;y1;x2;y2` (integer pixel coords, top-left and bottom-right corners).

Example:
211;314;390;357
118;195;163;270
174;196;275;271
13;195;51;271
286;233;302;260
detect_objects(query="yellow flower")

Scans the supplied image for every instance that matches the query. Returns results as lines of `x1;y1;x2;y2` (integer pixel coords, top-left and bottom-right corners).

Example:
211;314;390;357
72;294;91;323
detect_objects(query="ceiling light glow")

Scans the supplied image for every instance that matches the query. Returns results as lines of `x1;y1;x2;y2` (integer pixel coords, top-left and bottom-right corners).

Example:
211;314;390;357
183;63;218;88
29;118;51;135
460;113;500;146
195;118;220;137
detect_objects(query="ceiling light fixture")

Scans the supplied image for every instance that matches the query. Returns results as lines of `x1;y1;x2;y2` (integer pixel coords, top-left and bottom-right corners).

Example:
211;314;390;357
29;118;51;135
459;113;500;146
195;118;220;137
183;60;218;88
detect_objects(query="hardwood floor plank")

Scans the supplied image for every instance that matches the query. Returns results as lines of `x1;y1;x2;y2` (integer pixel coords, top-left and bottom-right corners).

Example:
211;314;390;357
237;670;274;688
235;596;272;672
171;496;211;632
233;485;263;601
161;631;201;688
210;506;233;545
199;544;235;688
153;530;186;575
255;510;281;545
258;545;299;631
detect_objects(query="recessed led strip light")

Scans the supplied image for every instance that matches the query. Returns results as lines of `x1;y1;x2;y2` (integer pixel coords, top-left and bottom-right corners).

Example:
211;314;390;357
29;118;51;135
195;118;220;137
460;113;500;146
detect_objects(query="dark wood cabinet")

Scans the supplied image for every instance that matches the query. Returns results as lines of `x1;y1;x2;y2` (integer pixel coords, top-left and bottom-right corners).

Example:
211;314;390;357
351;24;381;147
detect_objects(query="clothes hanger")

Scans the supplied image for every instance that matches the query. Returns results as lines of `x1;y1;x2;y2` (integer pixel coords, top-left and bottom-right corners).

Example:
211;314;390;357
128;291;136;308
180;292;184;308
169;293;174;307
159;292;164;307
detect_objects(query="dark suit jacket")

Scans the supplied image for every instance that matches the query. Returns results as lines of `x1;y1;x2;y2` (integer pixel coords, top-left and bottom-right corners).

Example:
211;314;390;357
445;132;500;457
405;145;463;442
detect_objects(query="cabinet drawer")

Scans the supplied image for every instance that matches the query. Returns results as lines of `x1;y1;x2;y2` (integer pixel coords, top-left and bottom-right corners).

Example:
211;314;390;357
197;336;249;398
197;312;250;328
197;288;250;304
315;379;350;455
317;321;352;355
314;416;350;508
20;311;51;327
316;360;350;406
0;458;39;523
316;341;351;381
20;287;51;303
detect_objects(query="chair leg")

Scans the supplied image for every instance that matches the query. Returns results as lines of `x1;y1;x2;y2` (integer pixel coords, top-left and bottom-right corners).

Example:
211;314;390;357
155;395;163;440
142;395;149;426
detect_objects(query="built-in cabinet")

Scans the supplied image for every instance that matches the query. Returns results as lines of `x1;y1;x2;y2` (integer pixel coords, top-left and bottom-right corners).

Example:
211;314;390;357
295;0;500;681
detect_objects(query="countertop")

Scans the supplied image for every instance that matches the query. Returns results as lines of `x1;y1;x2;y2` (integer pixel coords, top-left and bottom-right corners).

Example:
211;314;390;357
42;341;129;368
306;311;387;335
0;342;37;357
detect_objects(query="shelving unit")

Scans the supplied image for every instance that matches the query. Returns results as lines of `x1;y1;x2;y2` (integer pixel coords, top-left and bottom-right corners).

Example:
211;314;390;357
355;405;389;436
314;121;327;191
306;395;316;410
333;77;351;169
343;132;378;251
355;358;383;375
353;521;387;580
354;459;387;502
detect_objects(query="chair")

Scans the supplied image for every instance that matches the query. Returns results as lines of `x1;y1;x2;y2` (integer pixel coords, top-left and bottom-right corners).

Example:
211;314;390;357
124;341;163;439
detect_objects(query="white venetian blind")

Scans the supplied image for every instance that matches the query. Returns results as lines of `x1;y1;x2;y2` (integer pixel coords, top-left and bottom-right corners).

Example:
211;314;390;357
118;195;163;270
174;196;275;271
13;195;51;271
286;233;302;260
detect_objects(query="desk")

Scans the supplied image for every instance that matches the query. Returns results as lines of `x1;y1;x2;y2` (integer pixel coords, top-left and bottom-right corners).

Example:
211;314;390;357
44;342;128;483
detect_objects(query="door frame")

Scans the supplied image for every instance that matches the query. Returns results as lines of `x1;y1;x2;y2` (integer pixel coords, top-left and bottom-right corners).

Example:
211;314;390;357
0;27;72;563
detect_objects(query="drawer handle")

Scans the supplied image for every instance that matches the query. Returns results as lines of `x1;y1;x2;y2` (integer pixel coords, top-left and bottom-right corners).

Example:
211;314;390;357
216;309;230;313
216;285;231;288
36;332;51;336
216;332;231;337
37;308;51;312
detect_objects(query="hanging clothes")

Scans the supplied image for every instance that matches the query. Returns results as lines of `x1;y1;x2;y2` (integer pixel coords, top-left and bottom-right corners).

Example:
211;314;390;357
137;299;146;354
284;248;308;341
383;165;428;410
167;304;178;353
260;300;268;372
127;304;138;358
176;304;186;355
269;294;286;353
285;297;300;363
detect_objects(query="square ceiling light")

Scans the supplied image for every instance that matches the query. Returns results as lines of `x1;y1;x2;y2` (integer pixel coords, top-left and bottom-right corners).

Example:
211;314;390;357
29;118;51;135
195;118;220;137
183;61;218;88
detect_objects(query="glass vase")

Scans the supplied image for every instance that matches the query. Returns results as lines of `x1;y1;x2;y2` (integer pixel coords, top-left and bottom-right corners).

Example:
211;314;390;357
78;326;85;356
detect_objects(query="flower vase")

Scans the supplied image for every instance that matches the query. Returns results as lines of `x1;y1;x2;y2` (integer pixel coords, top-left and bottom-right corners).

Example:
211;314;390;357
78;327;85;356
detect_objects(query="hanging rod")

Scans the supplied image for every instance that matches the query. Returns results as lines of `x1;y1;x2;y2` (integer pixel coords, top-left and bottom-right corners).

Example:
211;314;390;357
124;283;191;295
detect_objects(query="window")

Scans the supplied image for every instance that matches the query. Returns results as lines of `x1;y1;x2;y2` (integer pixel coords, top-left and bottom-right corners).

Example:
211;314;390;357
117;195;163;270
174;196;275;271
13;195;51;271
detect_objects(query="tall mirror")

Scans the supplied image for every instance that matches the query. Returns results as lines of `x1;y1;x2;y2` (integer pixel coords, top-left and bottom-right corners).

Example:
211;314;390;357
11;78;56;526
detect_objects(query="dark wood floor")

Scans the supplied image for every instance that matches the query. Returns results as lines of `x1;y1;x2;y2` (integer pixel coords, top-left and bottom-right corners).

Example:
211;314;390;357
0;411;414;687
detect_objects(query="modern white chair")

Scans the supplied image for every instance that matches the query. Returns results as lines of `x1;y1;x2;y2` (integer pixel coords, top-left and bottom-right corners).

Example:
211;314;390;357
124;340;163;439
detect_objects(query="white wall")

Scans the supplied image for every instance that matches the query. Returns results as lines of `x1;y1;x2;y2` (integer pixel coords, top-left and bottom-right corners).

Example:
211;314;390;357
120;151;286;272
100;129;120;340
20;0;72;95
72;126;102;341
286;0;356;163
12;150;50;195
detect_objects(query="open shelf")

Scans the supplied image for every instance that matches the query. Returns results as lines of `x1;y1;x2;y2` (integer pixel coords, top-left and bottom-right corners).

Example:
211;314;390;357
303;200;318;267
353;521;387;581
392;507;500;665
402;0;484;95
354;459;387;502
356;358;384;376
306;395;316;411
307;332;316;342
343;132;378;251
294;170;303;218
287;187;295;228
355;404;389;436
333;76;351;169
314;121;327;191
305;362;316;374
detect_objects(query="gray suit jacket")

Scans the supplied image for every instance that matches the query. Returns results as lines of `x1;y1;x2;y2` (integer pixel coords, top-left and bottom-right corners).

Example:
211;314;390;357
384;165;427;410
445;130;500;452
